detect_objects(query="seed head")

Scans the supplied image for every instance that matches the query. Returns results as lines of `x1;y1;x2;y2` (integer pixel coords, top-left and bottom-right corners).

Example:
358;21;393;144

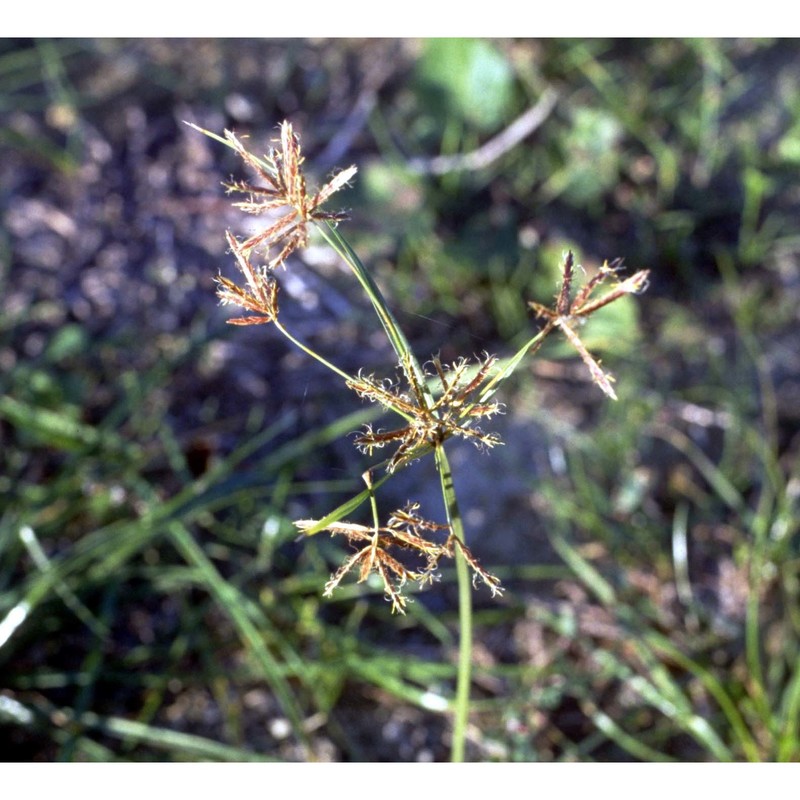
529;252;649;400
223;122;356;269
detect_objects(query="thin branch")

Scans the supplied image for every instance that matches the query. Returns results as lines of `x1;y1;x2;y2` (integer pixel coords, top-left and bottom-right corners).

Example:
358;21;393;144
407;87;559;176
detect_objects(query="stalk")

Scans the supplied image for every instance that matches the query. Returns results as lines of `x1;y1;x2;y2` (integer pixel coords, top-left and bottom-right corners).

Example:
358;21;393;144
317;222;435;411
319;221;476;760
435;444;472;762
273;318;353;383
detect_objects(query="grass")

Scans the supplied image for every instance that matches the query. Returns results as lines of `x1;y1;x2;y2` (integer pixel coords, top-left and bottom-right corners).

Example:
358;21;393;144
0;332;368;758
2;38;800;761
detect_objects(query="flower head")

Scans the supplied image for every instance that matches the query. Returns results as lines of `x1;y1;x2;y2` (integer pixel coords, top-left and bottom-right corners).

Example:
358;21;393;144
214;231;280;325
223;122;356;269
529;252;650;400
295;502;502;613
348;352;505;472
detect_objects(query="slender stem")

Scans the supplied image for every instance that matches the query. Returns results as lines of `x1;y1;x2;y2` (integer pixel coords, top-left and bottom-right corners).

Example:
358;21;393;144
476;321;555;405
317;221;436;412
296;470;393;537
364;470;381;530
435;444;472;762
324;218;476;759
316;222;408;359
273;318;354;383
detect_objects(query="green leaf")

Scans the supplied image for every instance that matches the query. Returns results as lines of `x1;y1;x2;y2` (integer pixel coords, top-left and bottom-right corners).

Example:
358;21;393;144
0;394;137;456
417;39;515;131
44;324;89;362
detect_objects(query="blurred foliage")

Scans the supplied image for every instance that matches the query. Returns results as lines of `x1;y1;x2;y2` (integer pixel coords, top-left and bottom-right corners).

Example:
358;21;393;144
1;38;800;761
415;39;516;132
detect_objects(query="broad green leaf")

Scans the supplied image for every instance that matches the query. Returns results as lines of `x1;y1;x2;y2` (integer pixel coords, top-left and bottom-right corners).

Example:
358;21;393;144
417;39;515;132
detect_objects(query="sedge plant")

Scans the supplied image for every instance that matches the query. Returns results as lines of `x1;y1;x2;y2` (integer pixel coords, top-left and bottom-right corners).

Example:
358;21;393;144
189;119;649;761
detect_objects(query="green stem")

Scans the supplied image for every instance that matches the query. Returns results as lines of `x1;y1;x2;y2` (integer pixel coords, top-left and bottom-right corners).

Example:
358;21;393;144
477;321;555;405
323;221;479;760
435;444;472;762
273;319;354;383
317;222;435;411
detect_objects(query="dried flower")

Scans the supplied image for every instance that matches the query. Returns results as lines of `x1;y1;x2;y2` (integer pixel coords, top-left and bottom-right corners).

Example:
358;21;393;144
295;502;502;613
223;122;356;269
529;252;650;400
212;122;356;324
348;352;504;472
214;231;280;325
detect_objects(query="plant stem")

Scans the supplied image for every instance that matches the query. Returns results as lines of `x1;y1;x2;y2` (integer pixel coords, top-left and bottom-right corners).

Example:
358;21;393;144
435;444;472;762
318;222;435;410
273;318;353;383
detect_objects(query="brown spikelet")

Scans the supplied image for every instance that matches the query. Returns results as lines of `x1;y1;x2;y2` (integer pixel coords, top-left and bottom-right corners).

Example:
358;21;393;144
529;252;649;400
214;232;280;325
295;502;502;614
348;352;505;473
223;122;356;270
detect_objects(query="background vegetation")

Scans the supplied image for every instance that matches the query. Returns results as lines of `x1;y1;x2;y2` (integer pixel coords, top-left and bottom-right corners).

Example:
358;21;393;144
1;38;799;761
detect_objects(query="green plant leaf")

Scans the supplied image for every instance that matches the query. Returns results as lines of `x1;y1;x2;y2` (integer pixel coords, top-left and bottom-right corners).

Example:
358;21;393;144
417;39;515;132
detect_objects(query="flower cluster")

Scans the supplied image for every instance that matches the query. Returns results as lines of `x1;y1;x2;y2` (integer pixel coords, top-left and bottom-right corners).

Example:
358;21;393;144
295;502;502;614
224;123;356;268
348;352;504;473
214;231;280;325
529;252;650;400
213;122;356;324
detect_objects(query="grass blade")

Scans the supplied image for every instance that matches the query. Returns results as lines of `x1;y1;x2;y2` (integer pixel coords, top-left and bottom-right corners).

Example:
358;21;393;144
166;521;311;755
